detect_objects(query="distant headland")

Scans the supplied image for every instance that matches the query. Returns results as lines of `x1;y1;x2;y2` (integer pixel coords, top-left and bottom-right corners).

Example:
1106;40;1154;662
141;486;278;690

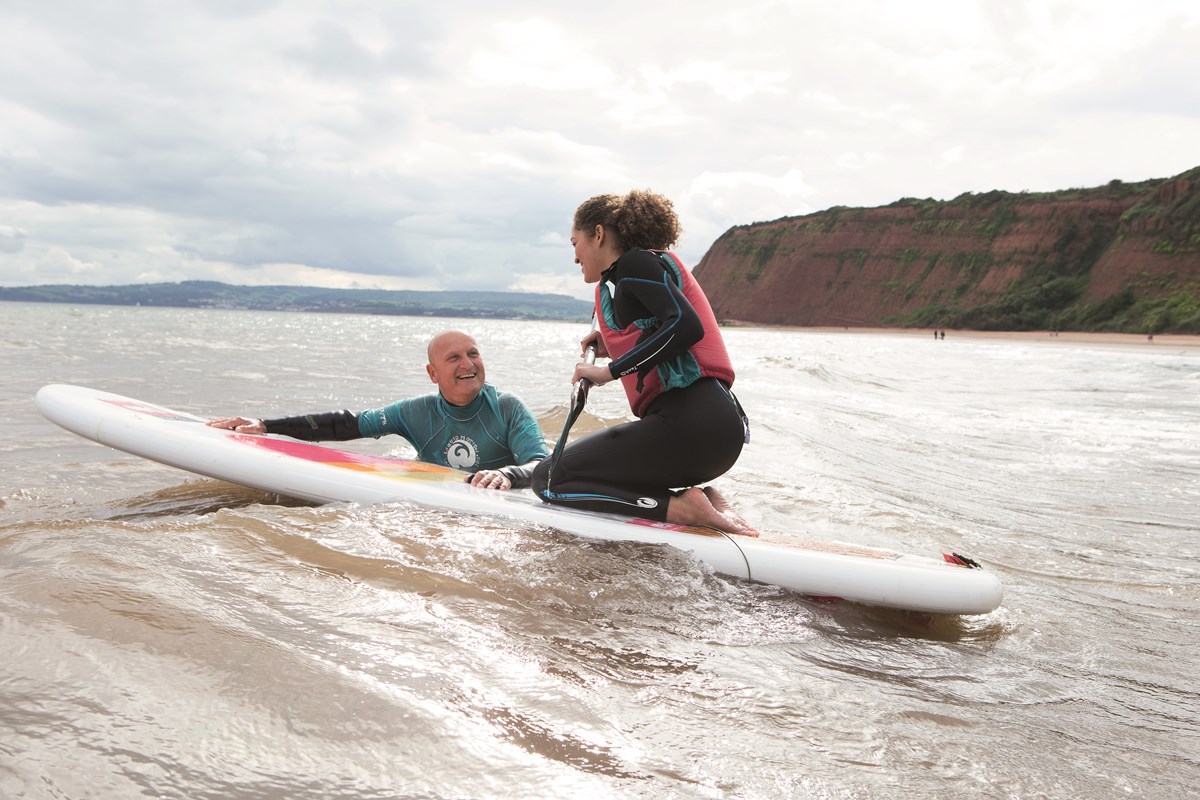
0;281;593;323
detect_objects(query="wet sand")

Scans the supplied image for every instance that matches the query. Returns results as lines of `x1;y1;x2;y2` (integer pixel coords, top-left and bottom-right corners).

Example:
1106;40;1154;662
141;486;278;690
783;326;1200;349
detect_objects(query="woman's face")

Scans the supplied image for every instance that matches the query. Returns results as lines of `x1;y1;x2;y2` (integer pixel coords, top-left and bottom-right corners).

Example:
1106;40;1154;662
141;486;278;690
571;225;607;284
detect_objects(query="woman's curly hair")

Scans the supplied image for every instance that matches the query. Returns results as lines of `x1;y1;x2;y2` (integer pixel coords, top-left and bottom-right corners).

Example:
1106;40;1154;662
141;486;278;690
573;189;682;252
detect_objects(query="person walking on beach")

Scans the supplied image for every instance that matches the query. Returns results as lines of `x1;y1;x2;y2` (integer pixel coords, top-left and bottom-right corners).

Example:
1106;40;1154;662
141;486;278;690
207;330;548;490
530;189;755;535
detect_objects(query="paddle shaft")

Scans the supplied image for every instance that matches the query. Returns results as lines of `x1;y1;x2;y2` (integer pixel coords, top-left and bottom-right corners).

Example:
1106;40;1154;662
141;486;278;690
547;318;599;471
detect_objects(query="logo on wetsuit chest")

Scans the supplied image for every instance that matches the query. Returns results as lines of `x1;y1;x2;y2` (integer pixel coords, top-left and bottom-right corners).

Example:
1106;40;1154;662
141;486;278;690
444;435;479;469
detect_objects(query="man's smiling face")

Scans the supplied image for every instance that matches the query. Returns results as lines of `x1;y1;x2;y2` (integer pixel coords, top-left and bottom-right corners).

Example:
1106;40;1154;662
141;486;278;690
426;330;486;407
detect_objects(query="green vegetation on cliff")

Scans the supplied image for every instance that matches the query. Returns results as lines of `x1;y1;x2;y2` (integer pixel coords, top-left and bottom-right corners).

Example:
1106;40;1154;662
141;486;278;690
700;166;1200;333
902;172;1199;333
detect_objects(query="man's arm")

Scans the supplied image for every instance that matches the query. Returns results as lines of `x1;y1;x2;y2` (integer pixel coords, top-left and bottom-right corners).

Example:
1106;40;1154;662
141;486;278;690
496;395;549;489
207;410;362;440
262;410;363;441
465;393;548;490
497;459;542;490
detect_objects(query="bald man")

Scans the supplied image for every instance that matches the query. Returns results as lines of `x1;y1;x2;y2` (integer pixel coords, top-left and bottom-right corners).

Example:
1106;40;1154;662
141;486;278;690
208;330;547;490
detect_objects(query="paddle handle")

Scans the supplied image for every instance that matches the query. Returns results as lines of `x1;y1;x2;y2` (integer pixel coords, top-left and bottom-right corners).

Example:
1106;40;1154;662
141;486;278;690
572;317;599;406
571;340;596;408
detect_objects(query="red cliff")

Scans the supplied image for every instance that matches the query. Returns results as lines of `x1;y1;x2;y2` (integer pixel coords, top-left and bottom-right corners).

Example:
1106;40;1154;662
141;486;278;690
693;167;1200;332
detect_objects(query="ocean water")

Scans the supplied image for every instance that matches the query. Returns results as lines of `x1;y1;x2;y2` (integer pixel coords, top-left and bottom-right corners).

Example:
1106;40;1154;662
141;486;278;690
1;301;1197;799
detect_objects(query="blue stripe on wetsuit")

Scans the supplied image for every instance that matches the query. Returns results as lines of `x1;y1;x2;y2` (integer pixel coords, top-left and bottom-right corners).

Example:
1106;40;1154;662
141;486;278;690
605;270;705;394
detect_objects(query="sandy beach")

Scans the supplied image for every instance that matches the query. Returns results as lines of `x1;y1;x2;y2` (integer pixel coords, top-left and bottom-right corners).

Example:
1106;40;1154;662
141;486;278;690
780;326;1200;349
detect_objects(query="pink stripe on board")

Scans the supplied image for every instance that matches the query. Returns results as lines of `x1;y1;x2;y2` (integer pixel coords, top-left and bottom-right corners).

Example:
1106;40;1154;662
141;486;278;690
102;398;199;422
229;434;462;482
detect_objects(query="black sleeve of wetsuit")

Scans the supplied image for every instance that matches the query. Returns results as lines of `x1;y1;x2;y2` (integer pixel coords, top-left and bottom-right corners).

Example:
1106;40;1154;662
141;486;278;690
262;410;362;442
498;458;543;490
606;250;704;382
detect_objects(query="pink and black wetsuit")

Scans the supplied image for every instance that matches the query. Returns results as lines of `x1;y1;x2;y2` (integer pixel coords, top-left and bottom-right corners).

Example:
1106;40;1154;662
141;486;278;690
531;249;748;520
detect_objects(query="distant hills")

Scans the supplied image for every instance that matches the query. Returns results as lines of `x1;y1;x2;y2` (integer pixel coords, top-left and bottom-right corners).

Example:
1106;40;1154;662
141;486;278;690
0;280;593;322
696;165;1200;333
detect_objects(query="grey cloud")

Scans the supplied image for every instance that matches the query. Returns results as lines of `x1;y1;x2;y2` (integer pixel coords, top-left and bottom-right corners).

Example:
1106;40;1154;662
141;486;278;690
222;219;423;276
285;14;445;80
1069;22;1200;118
286;21;399;80
0;226;26;253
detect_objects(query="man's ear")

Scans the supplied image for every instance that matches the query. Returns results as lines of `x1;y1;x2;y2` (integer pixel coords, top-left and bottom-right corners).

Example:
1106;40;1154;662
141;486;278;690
426;363;437;384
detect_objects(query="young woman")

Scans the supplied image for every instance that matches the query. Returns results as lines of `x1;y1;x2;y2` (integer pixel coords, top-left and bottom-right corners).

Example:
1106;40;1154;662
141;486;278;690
530;189;755;535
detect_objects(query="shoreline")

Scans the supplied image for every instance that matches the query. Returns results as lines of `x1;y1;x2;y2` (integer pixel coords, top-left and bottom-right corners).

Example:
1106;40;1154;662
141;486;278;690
734;324;1200;349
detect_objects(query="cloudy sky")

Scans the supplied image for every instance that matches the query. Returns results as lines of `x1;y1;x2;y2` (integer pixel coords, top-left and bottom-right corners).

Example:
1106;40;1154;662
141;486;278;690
1;1;1197;300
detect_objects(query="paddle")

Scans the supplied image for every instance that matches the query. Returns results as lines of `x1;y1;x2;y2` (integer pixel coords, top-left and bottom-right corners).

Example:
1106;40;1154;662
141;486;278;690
546;316;599;475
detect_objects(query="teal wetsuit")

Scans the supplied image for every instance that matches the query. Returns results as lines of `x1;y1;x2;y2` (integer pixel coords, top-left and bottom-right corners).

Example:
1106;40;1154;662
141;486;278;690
262;383;547;486
356;383;546;471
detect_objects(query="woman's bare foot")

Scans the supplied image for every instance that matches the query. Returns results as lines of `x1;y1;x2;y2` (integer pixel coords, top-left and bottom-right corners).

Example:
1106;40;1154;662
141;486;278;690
701;486;760;537
666;487;759;537
701;486;736;515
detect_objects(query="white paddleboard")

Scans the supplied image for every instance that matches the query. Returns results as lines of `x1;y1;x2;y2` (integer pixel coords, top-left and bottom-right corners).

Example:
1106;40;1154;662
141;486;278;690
36;384;1003;615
